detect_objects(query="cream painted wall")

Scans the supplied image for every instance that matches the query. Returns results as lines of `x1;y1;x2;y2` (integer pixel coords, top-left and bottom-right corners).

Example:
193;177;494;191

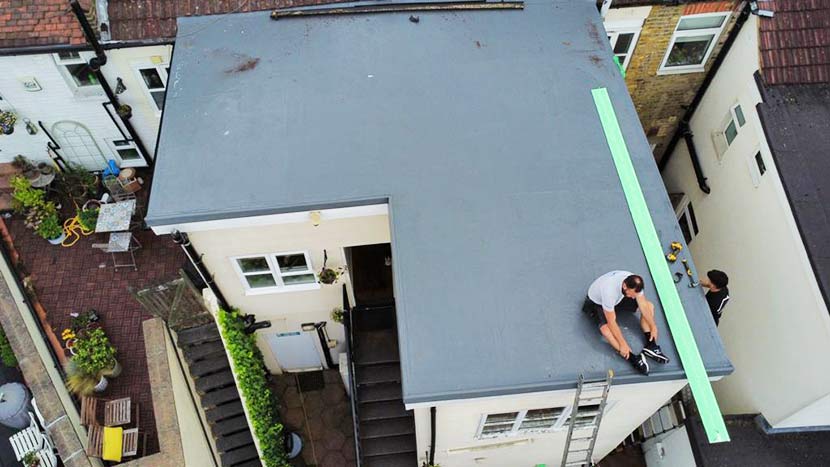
662;15;830;426
415;379;686;467
102;45;171;153
187;214;391;373
643;426;696;467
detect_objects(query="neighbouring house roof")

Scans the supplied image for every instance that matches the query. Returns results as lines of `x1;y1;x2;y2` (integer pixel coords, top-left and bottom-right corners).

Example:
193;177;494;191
0;0;87;48
106;0;347;41
758;0;830;85
757;83;830;311
147;0;732;404
609;0;726;8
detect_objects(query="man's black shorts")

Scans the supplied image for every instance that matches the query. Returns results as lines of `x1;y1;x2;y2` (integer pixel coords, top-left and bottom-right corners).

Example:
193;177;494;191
582;296;639;328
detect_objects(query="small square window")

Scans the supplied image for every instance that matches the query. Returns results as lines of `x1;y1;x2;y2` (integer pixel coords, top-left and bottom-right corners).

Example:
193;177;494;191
137;66;169;112
755;151;766;176
724;120;738;145
110;140;142;161
65;63;99;87
57;51;81;60
734;104;746;127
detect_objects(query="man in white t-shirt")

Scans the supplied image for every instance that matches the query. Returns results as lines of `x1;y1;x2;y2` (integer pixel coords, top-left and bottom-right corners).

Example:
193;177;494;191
583;271;670;375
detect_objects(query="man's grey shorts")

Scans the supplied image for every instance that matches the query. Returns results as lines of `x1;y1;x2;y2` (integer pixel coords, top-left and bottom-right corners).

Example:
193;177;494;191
582;296;639;328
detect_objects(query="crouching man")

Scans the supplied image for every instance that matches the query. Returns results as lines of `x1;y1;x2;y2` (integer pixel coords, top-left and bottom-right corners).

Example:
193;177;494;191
584;271;670;375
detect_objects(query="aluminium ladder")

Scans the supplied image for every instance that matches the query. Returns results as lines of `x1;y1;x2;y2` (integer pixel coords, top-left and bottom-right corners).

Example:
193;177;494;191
560;371;614;467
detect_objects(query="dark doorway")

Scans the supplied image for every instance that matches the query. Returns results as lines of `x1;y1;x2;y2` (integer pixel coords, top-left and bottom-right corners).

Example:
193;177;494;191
346;243;394;307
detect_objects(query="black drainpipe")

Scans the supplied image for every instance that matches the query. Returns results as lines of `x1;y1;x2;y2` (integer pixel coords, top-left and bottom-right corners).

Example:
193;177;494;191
658;1;752;194
429;406;437;465
171;230;230;310
69;0;154;168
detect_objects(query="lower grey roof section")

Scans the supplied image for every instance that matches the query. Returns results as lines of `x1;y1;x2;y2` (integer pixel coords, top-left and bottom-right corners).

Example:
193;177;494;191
757;83;830;314
147;0;732;404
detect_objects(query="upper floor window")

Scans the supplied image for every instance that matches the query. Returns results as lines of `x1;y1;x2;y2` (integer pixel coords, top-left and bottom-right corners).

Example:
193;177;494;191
477;407;569;438
232;252;319;294
659;13;729;74
607;30;640;70
54;52;103;96
712;104;746;159
136;65;169;112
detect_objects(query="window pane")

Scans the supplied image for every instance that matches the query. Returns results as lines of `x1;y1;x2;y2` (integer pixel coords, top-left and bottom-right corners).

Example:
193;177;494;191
688;202;699;235
678;15;726;31
66;64;98;87
277;254;308;273
117;147;141;160
481;423;513;435
58;51;81;60
725;120;738;145
734;105;746;126
679;213;693;244
755;151;767;176
238;257;270;273
485;413;518;424
282;274;316;285
245;273;277;289
614;33;634;54
140;68;165;89
151;90;166;110
666;35;714;67
519;408;563;431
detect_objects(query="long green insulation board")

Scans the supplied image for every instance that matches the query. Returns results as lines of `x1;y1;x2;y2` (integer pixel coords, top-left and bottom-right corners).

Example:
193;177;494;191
591;87;729;443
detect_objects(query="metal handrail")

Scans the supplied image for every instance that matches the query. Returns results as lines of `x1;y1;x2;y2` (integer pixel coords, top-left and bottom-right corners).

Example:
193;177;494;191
342;285;362;466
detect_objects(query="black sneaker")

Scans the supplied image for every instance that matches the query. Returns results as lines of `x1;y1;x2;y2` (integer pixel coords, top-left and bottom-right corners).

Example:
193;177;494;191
629;353;650;375
642;343;670;364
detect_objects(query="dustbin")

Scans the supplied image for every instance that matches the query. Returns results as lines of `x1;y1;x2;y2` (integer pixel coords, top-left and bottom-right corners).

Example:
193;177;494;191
0;382;31;429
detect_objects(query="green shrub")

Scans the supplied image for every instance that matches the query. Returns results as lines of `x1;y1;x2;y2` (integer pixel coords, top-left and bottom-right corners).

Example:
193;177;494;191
72;328;117;376
10;176;45;212
0;325;17;367
77;208;99;231
218;309;289;467
35;213;63;240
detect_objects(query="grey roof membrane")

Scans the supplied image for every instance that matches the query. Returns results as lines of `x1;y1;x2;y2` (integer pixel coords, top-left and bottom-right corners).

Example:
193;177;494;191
147;0;732;404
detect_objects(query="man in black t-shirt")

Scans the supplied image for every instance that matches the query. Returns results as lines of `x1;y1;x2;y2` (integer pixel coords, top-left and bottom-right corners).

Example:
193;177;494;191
700;270;730;326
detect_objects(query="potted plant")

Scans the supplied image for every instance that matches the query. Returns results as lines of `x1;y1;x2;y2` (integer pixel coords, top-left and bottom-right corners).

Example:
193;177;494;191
318;266;345;285
77;207;99;232
116;104;132;119
330;307;344;324
65;359;104;395
72;328;121;382
36;212;65;245
0;110;16;135
22;450;40;467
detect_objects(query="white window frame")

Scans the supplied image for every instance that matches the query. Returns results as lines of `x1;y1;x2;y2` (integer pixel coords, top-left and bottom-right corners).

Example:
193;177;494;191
231;251;320;295
747;147;768;188
53;51;104;97
133;64;169;115
607;28;641;71
105;139;145;168
673;194;699;244
658;12;729;74
711;103;745;160
475;407;571;439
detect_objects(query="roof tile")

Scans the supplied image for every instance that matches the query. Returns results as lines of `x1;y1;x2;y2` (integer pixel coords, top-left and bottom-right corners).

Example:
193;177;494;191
759;0;830;84
0;0;89;49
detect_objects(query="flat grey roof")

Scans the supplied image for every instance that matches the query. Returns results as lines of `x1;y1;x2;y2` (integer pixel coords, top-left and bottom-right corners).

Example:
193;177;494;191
148;0;732;404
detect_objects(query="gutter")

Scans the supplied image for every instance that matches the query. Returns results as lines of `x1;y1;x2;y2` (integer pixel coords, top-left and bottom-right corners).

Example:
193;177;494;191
0;38;174;57
171;231;231;311
69;0;155;168
657;1;752;194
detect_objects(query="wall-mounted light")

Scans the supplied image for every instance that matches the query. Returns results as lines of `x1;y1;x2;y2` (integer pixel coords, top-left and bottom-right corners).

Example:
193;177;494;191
115;77;127;94
309;211;322;227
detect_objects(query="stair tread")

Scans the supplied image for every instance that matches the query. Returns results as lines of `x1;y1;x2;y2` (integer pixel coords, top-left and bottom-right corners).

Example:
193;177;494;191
212;415;252;437
183;340;227;363
355;330;399;365
206;401;245;423
219;444;259;466
202;386;242;408
360;416;415;439
364;452;418;467
356;363;401;385
177;324;221;346
215;430;255;452
359;400;409;421
362;434;417;457
191;357;231;377
358;382;402;403
195;370;236;393
229;460;264;467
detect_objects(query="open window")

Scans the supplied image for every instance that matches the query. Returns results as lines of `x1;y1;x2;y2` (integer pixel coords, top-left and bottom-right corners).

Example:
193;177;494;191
659;13;729;74
53;52;104;97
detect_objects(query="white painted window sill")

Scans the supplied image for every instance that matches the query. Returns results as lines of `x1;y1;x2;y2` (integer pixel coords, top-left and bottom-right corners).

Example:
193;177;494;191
657;66;706;76
243;283;321;296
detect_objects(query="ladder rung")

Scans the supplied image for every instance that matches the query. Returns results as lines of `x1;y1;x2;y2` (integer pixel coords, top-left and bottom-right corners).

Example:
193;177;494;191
580;381;608;389
566;449;590;454
578;396;605;401
565;461;590;466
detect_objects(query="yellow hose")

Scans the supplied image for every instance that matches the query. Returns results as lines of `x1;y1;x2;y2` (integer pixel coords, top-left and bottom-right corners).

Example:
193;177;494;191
61;215;94;247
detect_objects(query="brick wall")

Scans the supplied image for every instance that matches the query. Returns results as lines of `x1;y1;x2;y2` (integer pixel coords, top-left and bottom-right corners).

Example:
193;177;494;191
620;1;738;161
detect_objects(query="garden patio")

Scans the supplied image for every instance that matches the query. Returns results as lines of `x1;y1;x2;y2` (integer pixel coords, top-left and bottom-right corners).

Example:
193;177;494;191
0;165;188;457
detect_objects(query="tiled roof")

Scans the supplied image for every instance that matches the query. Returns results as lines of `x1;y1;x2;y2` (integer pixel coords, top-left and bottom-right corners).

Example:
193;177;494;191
759;0;830;85
0;0;88;49
107;0;348;41
610;0;717;7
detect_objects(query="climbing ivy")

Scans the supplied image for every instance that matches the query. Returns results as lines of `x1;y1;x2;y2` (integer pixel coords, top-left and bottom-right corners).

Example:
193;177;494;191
217;309;289;467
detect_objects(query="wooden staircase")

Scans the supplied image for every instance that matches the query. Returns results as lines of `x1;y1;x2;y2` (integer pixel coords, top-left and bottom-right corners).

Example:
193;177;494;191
176;323;261;467
352;306;417;467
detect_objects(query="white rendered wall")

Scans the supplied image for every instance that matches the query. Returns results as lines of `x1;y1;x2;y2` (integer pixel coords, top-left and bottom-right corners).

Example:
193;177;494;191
662;15;830;427
415;379;686;467
643;426;696;467
187;214;391;374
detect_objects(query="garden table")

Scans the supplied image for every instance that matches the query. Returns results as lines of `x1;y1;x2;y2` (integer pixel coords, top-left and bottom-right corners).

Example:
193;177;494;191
95;200;136;233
